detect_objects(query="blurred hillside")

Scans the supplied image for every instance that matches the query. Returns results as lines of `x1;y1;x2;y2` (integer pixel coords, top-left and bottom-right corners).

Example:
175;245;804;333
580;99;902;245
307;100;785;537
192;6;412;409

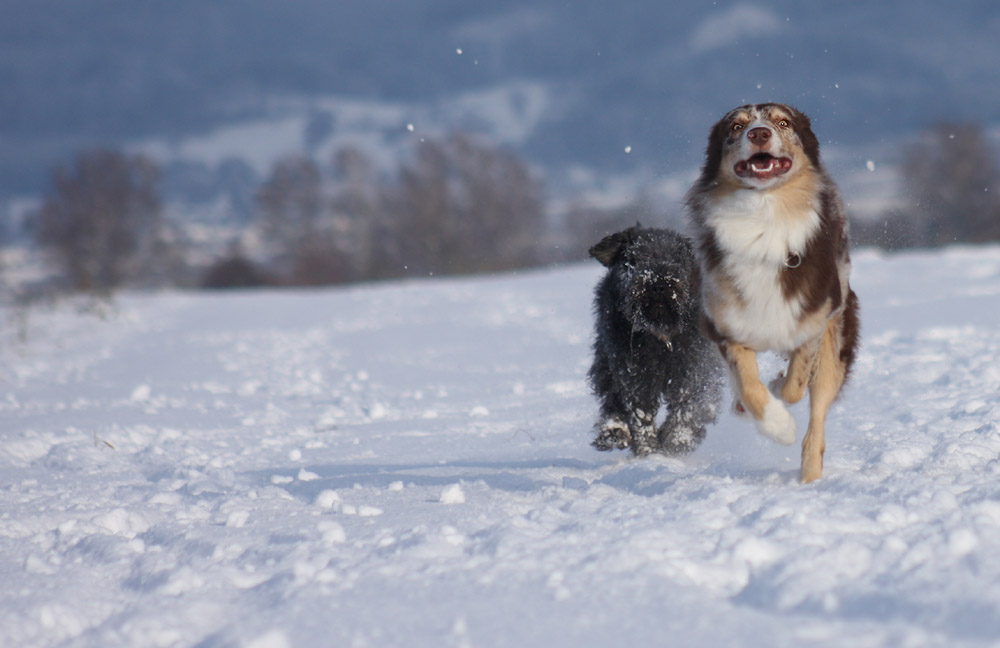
2;1;999;293
3;1;999;196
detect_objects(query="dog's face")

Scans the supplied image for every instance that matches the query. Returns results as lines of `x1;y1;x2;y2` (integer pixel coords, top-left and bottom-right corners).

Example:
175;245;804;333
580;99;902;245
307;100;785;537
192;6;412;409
702;103;821;191
590;228;694;346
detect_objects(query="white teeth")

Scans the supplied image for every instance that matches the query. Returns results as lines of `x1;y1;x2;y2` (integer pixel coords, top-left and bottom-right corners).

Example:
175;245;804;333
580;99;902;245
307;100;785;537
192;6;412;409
750;159;775;172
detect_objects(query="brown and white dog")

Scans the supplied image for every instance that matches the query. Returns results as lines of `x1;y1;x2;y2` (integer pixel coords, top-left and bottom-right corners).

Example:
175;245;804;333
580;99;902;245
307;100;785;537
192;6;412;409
686;103;860;483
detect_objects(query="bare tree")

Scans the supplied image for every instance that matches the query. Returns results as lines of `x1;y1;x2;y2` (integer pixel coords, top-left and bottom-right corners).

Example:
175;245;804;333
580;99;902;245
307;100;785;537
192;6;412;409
34;149;162;293
250;135;549;285
256;155;345;285
385;134;547;277
901;123;1000;246
449;133;546;271
331;147;383;281
388;139;455;276
257;155;323;254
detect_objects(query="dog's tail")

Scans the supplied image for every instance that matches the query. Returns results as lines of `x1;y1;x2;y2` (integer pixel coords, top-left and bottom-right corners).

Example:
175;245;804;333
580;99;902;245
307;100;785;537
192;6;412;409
839;289;861;383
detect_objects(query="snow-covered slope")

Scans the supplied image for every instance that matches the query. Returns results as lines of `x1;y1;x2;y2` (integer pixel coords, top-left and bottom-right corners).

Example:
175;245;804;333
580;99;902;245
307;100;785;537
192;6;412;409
2;246;1000;647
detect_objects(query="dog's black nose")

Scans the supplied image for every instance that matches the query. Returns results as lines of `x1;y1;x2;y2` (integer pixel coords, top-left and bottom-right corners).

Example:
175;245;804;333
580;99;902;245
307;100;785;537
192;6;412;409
747;127;771;145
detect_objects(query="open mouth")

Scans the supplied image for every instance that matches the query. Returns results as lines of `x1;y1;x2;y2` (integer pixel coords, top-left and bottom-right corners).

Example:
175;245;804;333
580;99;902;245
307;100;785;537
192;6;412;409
734;153;793;181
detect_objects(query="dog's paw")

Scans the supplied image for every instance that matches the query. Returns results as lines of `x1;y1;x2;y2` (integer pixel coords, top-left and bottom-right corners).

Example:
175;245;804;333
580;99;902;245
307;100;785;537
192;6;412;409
755;399;797;446
592;418;631;451
658;423;706;455
628;416;658;457
630;434;658;457
591;435;616;452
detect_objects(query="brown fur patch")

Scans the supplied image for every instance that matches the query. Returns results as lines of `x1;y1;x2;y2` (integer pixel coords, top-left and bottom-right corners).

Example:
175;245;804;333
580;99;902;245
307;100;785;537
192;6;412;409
780;186;845;316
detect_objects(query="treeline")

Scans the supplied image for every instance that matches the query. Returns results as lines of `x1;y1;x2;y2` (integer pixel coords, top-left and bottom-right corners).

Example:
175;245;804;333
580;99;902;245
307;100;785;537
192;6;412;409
22;133;561;294
249;133;548;286
11;123;1000;295
29;149;182;294
852;122;1000;250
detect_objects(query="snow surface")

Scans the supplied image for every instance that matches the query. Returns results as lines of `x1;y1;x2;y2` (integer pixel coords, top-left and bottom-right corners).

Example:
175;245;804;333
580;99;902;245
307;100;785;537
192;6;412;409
2;246;1000;647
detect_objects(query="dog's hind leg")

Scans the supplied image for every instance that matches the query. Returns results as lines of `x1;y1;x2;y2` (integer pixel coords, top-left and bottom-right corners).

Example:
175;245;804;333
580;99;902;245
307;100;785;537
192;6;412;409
772;336;822;405
801;294;859;483
659;407;707;454
801;334;838;482
720;342;797;445
801;318;846;483
659;360;721;454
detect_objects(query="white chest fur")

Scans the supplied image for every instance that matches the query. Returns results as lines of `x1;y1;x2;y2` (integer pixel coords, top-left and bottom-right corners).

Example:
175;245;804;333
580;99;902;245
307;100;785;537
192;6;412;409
703;190;823;352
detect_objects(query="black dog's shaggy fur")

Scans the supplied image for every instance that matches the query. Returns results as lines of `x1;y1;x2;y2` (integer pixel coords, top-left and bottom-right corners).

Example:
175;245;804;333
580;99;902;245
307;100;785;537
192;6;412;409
588;226;724;456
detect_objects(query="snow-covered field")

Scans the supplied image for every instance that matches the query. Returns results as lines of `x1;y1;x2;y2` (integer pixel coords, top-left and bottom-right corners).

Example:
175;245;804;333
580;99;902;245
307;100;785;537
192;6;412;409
2;246;1000;647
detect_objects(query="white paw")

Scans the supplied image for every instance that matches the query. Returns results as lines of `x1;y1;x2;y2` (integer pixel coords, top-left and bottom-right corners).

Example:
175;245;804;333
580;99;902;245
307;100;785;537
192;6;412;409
755;398;797;445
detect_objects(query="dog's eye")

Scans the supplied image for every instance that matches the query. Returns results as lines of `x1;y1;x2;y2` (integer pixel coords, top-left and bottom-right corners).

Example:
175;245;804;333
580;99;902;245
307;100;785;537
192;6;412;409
777;119;790;128
731;123;744;132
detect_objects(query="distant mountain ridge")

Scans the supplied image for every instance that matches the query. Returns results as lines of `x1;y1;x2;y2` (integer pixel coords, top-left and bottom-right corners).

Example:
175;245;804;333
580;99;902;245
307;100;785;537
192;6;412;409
3;0;998;212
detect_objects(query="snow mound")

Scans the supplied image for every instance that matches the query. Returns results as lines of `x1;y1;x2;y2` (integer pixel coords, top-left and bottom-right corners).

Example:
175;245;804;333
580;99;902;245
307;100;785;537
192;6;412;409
440;483;467;505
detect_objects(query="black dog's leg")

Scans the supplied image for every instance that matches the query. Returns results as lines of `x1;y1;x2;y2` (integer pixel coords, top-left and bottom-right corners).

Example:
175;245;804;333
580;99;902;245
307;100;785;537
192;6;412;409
592;397;633;452
592;425;631;452
619;362;661;457
658;404;708;454
590;362;659;455
593;401;658;455
658;352;723;454
626;402;659;457
590;348;633;451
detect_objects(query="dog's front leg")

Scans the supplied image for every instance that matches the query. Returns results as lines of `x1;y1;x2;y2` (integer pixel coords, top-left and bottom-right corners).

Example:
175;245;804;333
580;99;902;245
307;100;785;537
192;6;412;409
627;406;658;457
720;342;797;445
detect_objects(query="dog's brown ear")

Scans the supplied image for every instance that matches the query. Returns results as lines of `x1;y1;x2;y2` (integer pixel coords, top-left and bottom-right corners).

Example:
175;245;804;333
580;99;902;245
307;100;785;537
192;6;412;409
695;116;732;191
589;228;636;267
784;104;821;169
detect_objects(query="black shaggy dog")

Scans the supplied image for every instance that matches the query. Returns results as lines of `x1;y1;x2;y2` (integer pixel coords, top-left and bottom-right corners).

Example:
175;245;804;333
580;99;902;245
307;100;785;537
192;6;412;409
588;226;724;456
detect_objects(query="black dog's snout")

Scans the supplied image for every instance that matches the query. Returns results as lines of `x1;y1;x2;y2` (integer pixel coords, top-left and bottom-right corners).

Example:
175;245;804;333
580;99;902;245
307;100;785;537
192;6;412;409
643;284;672;305
643;278;682;303
639;284;680;325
